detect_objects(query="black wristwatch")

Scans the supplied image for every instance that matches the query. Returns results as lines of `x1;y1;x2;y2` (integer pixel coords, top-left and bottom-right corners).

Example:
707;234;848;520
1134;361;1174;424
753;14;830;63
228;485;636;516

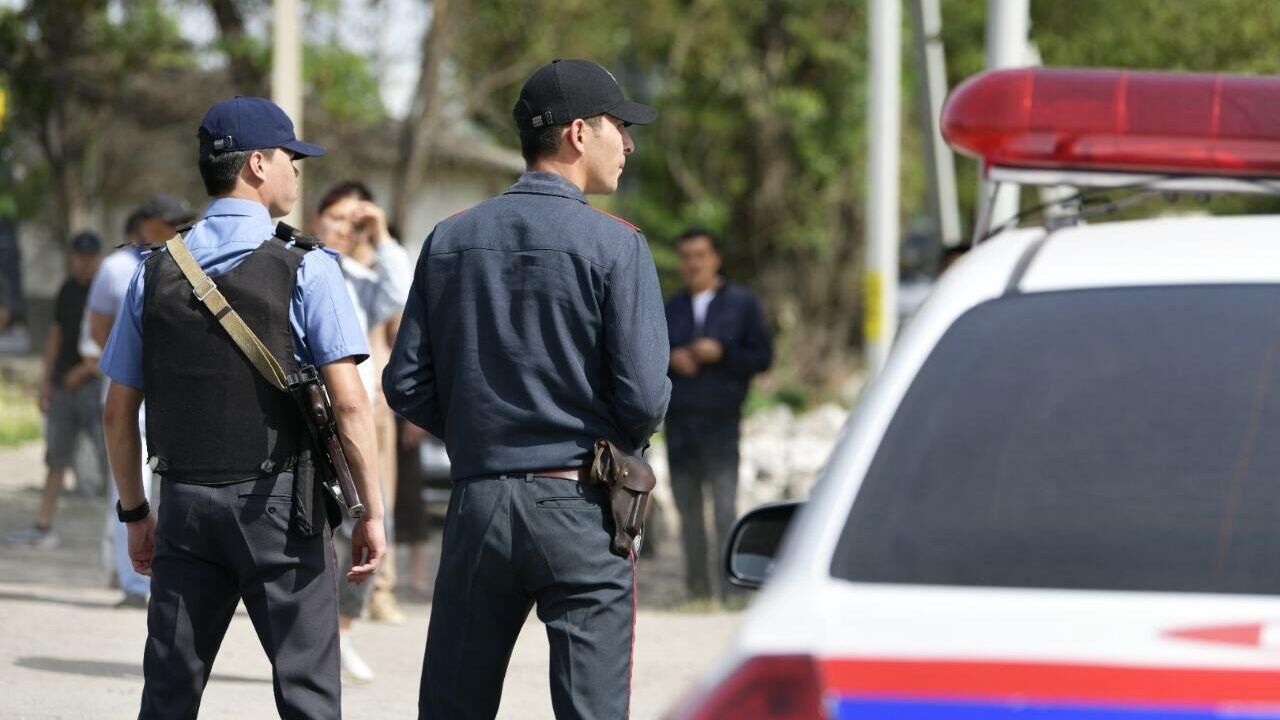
116;499;151;523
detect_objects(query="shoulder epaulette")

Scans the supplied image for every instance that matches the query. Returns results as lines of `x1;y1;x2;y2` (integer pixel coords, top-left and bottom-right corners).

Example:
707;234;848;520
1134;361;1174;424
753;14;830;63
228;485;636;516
445;208;468;222
590;206;641;233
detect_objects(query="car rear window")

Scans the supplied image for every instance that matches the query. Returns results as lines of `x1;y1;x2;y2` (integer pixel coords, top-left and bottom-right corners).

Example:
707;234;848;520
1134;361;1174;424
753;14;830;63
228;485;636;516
831;285;1280;594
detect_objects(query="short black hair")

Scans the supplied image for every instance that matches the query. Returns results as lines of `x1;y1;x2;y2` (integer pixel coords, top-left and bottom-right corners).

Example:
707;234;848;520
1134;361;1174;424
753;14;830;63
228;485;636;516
516;115;607;165
317;180;375;215
675;227;721;253
198;149;253;196
123;209;147;240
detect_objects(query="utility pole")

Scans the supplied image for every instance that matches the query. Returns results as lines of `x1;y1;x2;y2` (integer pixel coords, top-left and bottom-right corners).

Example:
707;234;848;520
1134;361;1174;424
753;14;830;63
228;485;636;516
909;0;962;249
979;0;1030;236
865;0;901;378
272;0;304;226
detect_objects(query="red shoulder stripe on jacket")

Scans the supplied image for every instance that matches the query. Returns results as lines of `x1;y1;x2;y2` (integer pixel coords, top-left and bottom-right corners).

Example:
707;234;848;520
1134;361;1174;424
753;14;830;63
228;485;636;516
590;206;641;232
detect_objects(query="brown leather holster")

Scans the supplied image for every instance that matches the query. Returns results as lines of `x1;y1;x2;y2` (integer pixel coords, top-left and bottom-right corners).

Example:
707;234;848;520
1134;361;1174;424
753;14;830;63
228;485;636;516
588;440;657;558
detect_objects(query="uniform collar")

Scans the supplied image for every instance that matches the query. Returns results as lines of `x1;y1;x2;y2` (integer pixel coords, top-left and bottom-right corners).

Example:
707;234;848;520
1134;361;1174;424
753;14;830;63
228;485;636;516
200;197;273;223
504;171;588;205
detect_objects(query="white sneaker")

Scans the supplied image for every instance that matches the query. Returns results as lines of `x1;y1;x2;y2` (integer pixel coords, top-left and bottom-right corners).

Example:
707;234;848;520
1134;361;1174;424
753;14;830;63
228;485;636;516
5;525;60;549
339;634;375;684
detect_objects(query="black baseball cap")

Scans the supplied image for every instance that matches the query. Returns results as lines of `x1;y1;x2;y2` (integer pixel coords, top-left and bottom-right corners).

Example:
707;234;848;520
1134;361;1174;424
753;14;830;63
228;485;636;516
68;231;102;255
198;96;325;160
514;59;657;133
137;193;197;225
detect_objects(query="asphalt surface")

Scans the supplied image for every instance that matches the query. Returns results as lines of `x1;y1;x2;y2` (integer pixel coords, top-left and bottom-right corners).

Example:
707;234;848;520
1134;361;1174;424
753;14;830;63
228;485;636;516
0;441;741;719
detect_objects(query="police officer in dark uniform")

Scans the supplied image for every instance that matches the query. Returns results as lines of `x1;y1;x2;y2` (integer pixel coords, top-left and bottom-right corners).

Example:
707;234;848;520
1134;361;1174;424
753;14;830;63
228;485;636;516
99;97;386;719
384;59;671;720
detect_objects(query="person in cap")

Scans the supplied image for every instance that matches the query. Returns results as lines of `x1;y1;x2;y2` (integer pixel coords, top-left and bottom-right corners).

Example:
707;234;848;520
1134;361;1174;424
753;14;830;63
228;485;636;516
99;96;386;718
384;59;670;719
80;193;199;608
5;232;106;549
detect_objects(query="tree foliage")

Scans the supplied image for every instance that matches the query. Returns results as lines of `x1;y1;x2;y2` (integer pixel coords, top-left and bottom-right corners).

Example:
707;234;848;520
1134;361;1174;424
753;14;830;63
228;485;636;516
8;0;1280;384
450;0;869;386
0;0;193;240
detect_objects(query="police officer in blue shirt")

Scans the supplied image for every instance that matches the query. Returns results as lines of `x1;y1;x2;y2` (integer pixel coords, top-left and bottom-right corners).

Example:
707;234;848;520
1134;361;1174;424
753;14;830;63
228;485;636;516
385;59;671;720
100;96;386;719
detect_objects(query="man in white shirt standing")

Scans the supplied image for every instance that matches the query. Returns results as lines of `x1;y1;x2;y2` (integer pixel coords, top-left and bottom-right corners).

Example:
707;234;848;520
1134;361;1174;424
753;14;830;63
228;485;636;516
665;227;773;601
80;194;196;608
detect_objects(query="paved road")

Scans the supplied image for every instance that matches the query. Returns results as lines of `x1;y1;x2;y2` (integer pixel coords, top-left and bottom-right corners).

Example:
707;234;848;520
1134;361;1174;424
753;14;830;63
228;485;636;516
0;442;741;719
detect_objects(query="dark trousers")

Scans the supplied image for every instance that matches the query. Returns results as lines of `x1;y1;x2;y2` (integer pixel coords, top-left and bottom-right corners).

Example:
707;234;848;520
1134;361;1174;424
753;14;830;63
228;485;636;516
140;472;340;720
666;409;741;600
420;474;635;720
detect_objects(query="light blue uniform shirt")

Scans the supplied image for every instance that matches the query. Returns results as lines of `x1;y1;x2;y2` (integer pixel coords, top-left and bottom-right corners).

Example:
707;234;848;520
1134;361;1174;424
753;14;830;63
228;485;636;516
99;198;370;389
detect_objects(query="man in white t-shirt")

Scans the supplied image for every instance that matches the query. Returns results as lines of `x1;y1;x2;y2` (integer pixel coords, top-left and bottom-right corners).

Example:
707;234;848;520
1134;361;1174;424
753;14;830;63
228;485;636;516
664;228;773;601
80;194;196;608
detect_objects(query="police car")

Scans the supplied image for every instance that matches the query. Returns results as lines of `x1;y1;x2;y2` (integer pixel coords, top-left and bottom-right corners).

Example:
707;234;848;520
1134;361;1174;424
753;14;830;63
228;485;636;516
668;68;1280;719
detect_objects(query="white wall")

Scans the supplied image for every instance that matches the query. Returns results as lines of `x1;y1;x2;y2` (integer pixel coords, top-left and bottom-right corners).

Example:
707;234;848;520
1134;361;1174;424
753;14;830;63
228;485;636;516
363;166;517;261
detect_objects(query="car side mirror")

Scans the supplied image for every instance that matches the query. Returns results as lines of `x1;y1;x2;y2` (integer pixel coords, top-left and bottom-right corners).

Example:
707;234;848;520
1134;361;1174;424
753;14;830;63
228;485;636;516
724;501;802;590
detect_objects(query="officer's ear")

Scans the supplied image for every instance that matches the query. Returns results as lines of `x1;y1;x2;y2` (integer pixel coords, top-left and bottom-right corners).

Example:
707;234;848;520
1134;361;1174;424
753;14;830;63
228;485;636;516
242;149;272;185
565;118;590;156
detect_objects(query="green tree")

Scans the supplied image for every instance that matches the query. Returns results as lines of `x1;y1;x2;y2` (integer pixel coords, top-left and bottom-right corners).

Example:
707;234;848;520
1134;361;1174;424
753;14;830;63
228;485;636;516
450;0;871;387
0;0;192;241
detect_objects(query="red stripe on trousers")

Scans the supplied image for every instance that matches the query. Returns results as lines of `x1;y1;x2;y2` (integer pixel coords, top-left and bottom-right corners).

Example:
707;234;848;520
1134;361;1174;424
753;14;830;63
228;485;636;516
628;550;636;720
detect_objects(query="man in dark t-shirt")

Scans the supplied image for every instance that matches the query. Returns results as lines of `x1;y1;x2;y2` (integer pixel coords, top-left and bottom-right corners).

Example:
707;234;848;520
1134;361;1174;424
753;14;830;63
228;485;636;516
5;231;107;548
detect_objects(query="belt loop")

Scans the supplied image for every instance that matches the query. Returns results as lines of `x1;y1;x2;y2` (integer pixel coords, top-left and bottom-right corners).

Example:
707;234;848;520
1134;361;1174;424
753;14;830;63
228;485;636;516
524;474;534;483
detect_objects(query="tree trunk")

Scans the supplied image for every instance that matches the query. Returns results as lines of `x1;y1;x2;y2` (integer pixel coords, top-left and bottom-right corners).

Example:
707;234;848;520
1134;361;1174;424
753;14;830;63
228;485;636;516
208;0;264;95
392;0;456;235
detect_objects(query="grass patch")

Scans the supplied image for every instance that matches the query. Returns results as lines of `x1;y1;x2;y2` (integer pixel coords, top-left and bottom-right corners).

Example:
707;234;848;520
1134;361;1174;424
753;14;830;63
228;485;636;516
0;378;41;447
743;382;811;416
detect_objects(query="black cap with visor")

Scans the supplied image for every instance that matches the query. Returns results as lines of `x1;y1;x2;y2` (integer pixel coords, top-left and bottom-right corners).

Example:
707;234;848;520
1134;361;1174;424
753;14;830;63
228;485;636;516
514;59;657;133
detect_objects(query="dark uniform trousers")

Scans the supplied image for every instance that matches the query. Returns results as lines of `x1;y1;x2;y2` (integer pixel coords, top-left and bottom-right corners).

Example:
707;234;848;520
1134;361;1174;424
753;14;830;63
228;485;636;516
665;408;741;600
140;471;340;720
420;474;635;720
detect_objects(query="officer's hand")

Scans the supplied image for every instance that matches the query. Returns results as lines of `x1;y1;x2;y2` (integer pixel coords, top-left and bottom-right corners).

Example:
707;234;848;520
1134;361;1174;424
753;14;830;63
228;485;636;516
690;338;724;364
127;514;157;577
670;347;699;377
347;516;386;584
39;382;51;414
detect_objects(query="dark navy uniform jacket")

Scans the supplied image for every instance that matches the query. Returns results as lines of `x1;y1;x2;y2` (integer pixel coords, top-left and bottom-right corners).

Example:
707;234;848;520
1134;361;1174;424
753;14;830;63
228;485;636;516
383;172;671;480
665;280;772;416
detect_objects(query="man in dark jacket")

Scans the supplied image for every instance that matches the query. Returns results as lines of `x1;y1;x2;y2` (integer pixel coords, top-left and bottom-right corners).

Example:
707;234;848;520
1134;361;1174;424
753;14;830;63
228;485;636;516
384;59;670;720
665;228;772;600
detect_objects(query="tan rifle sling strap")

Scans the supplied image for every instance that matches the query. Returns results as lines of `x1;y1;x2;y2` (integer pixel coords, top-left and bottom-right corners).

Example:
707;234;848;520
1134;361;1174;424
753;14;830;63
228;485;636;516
163;235;289;392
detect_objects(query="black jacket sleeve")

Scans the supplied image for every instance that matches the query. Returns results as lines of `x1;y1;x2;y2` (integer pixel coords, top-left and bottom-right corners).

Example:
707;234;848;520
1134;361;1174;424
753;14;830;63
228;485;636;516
381;233;445;438
602;232;672;448
723;289;772;379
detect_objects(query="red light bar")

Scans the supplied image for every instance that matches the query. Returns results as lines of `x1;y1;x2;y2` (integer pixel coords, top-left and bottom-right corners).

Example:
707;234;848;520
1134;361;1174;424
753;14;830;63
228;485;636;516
941;68;1280;177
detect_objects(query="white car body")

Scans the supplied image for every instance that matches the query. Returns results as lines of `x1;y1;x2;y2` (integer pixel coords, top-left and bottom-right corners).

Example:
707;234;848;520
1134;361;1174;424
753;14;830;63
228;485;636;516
672;215;1280;719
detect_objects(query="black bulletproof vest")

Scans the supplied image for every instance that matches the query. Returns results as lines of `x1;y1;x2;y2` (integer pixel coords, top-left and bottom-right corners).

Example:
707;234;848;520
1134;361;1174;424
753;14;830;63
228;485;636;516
142;240;305;484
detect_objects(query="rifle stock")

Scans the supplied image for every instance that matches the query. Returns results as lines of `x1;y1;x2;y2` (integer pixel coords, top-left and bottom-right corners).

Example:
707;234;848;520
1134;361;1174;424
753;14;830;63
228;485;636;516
289;366;365;520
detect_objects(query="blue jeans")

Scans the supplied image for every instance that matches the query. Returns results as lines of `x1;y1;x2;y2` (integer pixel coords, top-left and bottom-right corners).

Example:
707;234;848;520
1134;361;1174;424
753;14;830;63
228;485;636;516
104;404;153;596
